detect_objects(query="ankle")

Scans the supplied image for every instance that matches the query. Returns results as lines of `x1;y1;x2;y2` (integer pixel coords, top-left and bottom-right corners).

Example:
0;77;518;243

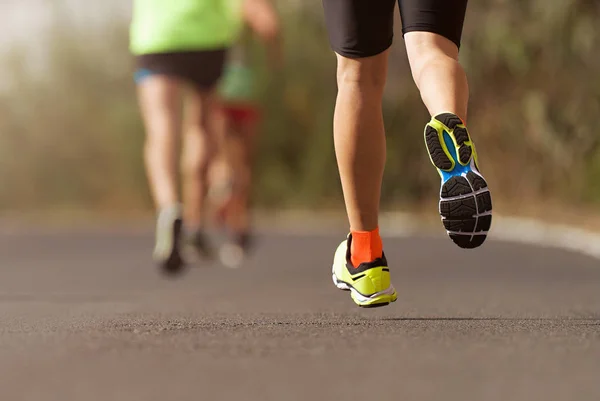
350;227;383;267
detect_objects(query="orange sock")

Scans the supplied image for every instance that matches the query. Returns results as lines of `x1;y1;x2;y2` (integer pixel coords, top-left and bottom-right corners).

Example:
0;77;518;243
350;227;383;267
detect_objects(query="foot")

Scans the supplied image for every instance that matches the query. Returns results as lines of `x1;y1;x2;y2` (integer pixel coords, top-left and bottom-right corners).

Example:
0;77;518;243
186;229;215;260
424;112;493;249
332;235;397;308
218;232;252;269
153;204;185;275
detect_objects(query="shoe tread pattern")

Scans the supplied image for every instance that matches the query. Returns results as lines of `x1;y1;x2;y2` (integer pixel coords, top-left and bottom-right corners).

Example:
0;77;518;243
440;175;492;249
426;126;453;170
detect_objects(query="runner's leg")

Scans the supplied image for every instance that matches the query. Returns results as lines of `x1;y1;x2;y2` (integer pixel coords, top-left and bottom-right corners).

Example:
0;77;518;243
322;0;396;266
401;0;469;121
181;88;218;231
137;76;182;209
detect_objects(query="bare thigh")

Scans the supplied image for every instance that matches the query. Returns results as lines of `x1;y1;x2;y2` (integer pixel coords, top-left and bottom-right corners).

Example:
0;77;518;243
137;75;183;140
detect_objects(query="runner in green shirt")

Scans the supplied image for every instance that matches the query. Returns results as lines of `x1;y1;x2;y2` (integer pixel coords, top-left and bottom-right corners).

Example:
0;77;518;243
208;0;281;268
130;0;243;274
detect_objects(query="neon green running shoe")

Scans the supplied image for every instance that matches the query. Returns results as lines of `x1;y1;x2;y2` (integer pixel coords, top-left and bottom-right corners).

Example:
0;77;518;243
331;235;397;308
424;112;493;249
153;204;184;275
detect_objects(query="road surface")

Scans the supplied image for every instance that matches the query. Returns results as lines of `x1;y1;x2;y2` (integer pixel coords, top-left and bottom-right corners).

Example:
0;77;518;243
0;228;598;400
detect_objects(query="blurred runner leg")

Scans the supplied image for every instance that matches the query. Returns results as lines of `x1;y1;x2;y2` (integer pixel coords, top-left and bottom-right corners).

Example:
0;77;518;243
213;0;281;268
136;75;184;274
181;83;221;260
130;0;243;273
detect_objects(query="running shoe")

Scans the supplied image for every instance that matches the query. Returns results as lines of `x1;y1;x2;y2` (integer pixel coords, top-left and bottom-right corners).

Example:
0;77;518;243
186;229;215;260
219;232;252;269
153;204;184;274
424;112;492;249
332;235;397;308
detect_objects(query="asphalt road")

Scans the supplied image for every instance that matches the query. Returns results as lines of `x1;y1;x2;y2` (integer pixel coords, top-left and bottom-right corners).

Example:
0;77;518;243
0;228;598;401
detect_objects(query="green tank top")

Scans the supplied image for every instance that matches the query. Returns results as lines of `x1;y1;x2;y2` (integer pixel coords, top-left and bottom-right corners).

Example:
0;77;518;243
218;31;260;102
130;0;243;55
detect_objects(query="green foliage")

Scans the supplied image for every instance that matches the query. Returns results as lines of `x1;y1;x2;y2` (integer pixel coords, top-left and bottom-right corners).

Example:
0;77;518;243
1;0;599;213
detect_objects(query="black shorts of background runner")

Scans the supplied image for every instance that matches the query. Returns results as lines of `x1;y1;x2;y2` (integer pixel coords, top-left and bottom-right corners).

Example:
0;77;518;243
322;0;468;59
135;49;227;90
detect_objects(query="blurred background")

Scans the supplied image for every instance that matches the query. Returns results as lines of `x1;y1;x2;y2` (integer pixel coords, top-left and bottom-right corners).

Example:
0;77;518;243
1;0;599;225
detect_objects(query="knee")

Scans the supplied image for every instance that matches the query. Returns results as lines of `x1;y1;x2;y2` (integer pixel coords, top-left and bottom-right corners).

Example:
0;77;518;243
183;151;213;177
182;135;215;177
405;32;460;84
336;53;388;92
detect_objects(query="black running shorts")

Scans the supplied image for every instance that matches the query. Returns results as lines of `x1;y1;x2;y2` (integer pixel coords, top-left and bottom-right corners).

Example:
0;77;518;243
322;0;468;58
135;49;227;90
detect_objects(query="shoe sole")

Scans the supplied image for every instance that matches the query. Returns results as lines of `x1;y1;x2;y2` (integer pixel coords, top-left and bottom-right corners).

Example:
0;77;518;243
425;113;492;249
331;267;397;308
219;243;245;269
154;218;185;275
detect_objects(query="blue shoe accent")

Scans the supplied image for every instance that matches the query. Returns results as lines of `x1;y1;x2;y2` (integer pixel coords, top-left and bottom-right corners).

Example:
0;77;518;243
440;131;472;183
